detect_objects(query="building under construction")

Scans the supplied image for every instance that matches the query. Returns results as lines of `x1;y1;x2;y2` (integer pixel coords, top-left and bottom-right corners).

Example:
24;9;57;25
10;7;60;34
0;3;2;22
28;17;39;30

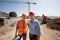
0;11;9;26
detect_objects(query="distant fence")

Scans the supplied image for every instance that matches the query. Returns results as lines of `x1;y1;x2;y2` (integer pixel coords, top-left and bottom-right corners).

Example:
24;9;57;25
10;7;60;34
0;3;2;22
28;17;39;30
6;17;20;27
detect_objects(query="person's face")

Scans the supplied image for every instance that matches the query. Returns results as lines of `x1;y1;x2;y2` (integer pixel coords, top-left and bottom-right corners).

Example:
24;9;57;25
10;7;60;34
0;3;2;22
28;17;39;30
22;16;26;19
29;15;34;20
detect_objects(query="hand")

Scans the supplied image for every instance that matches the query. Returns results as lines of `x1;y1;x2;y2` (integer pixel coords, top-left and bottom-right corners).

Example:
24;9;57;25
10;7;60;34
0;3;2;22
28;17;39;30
15;33;17;37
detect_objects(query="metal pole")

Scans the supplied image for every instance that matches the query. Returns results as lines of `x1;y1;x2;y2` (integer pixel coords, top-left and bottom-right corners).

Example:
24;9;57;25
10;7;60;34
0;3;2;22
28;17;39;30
28;2;30;13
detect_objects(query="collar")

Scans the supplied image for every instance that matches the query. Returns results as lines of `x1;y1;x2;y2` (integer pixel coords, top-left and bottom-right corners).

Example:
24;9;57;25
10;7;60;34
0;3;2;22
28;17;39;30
30;19;36;22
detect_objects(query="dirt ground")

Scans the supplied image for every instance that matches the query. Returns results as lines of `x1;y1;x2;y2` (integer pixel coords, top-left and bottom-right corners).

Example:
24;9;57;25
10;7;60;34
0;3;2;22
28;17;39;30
0;25;15;40
0;24;60;40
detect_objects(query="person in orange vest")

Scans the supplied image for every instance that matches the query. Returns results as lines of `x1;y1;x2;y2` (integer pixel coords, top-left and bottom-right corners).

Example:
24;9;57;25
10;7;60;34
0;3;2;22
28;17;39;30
15;13;28;40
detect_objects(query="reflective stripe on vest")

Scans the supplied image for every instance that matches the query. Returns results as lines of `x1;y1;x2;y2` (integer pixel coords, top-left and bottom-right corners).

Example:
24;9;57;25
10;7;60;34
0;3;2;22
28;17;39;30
17;19;27;35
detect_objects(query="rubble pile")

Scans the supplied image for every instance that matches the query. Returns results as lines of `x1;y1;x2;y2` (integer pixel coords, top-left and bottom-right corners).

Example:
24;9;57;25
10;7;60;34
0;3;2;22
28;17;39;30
46;18;60;31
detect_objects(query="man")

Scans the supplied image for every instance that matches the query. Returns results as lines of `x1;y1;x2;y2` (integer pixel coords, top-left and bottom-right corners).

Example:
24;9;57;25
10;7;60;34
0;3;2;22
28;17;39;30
28;12;41;40
15;13;28;40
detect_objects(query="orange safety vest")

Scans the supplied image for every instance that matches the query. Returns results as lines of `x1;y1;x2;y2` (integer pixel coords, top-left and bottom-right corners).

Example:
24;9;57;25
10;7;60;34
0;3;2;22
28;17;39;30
17;19;27;36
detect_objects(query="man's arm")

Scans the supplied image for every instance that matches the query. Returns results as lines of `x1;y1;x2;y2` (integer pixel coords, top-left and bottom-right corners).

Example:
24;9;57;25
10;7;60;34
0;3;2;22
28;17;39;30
15;28;18;36
37;21;41;40
15;21;19;36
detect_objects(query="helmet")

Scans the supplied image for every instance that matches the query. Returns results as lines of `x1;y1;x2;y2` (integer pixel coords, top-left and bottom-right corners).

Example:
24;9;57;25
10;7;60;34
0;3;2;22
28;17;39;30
22;13;26;16
29;12;35;16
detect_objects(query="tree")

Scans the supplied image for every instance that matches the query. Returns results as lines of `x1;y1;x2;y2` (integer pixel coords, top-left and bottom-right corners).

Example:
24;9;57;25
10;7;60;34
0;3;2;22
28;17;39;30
9;11;17;17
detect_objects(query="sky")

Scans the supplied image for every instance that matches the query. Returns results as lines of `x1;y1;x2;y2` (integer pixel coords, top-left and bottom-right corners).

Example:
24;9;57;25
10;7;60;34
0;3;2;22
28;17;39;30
0;0;60;16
